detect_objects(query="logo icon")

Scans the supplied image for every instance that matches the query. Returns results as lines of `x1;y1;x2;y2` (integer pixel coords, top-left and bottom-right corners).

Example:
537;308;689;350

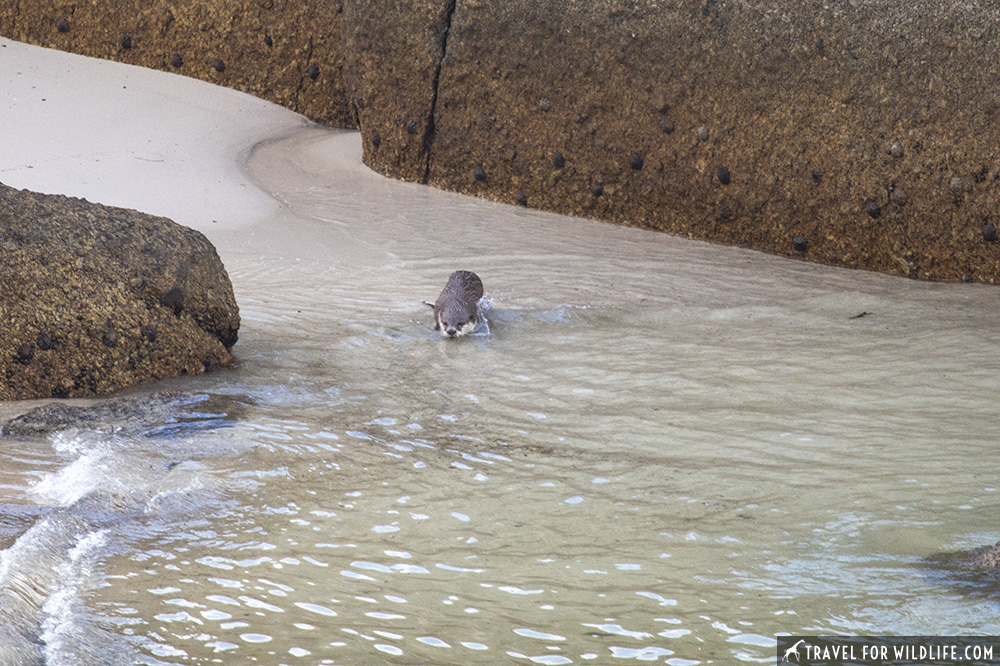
781;639;807;663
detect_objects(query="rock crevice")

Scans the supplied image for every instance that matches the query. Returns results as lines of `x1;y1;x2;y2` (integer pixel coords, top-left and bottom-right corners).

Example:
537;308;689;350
421;0;458;185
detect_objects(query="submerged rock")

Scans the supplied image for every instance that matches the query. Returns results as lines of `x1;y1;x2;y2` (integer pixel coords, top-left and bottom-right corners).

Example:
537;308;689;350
2;391;181;437
1;390;245;438
967;542;1000;571
0;183;240;400
922;541;1000;599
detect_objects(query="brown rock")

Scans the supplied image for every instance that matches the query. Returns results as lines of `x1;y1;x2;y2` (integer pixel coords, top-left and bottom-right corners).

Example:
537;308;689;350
1;390;247;438
0;183;239;400
348;0;1000;283
970;542;1000;570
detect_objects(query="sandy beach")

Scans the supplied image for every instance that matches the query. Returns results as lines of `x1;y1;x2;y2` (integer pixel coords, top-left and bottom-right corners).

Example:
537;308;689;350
0;38;317;256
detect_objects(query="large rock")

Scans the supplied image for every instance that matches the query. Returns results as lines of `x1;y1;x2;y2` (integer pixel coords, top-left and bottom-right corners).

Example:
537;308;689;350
356;0;1000;283
0;183;239;400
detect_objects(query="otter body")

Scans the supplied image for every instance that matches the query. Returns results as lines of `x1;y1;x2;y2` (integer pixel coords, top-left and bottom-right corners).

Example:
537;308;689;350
433;271;484;338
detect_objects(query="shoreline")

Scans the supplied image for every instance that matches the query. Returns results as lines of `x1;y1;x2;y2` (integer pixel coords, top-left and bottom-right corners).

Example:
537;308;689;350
2;39;999;407
8;2;1000;282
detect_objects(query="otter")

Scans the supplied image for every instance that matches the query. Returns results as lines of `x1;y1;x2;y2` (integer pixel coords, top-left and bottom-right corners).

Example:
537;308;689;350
431;270;484;338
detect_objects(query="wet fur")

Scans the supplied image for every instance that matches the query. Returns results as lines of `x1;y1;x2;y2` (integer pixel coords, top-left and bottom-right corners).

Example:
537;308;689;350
433;271;483;338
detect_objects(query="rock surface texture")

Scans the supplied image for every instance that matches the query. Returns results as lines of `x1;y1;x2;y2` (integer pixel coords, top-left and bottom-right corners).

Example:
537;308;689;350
1;391;243;438
4;0;1000;282
969;542;1000;571
0;183;239;400
354;0;1000;283
340;0;455;182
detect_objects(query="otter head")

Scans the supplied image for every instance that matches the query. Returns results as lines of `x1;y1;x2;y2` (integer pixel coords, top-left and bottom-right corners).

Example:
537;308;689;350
435;306;480;338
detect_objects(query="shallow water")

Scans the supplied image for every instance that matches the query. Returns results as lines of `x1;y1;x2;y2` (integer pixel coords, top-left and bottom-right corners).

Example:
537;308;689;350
2;42;1000;666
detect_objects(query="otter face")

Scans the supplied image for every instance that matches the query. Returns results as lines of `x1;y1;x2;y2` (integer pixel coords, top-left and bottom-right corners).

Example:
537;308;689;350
435;310;480;338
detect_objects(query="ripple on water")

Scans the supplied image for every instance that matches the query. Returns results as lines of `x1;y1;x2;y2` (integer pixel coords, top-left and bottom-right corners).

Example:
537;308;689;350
201;609;232;621
609;646;674;661
637;591;677;606
294;601;338;617
583;623;652;640
38;321;998;666
514;627;567;641
508;652;574;665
